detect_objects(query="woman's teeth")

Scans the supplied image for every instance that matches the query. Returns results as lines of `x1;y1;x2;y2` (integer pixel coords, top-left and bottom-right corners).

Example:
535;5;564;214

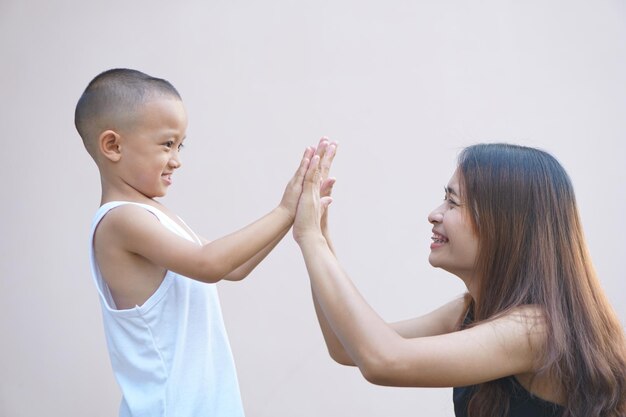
432;233;449;243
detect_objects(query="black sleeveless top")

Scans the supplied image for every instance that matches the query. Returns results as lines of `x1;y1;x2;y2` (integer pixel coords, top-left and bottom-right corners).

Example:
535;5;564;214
453;308;565;417
453;376;564;417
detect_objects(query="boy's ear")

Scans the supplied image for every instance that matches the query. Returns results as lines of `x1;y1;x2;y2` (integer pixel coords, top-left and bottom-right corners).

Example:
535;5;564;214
99;130;122;162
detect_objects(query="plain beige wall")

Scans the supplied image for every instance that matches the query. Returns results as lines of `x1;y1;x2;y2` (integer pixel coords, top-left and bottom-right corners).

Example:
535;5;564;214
1;1;625;416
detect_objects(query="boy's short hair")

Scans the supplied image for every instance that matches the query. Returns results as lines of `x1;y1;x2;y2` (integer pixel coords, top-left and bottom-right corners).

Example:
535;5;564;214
75;68;181;159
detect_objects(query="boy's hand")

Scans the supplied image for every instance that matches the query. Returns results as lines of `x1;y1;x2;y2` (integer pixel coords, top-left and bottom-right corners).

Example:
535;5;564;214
279;146;316;220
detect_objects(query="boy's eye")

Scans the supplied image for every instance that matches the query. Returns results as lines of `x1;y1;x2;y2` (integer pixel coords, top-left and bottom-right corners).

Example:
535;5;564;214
178;143;185;151
164;141;174;148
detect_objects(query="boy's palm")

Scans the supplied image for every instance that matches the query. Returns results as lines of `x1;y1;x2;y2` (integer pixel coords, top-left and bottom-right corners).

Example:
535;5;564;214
280;147;315;218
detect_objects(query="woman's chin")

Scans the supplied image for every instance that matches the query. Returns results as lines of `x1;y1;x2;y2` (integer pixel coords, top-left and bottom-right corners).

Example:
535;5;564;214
428;253;441;268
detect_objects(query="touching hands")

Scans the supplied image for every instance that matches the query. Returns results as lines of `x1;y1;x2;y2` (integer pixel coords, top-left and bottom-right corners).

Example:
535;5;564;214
279;146;316;220
293;138;337;245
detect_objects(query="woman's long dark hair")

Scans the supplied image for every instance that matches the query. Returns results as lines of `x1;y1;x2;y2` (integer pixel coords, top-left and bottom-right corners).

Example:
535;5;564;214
457;144;625;417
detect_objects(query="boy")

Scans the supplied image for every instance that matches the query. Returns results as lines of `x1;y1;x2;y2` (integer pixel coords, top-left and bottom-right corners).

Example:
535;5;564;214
74;68;318;417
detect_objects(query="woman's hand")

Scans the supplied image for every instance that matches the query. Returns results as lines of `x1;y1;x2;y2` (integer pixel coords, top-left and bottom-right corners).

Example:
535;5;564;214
293;139;336;245
318;139;337;239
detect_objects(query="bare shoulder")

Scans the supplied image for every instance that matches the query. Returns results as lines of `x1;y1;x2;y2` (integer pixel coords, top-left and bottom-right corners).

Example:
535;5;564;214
490;307;563;403
93;205;169;308
490;305;547;346
95;204;161;247
470;305;548;370
97;203;159;228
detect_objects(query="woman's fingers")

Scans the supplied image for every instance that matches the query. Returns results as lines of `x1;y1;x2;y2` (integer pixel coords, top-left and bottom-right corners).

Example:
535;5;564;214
304;154;322;189
320;142;337;182
320;177;336;198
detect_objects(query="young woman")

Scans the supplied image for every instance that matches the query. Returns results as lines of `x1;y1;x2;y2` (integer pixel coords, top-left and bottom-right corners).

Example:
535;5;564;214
294;142;626;417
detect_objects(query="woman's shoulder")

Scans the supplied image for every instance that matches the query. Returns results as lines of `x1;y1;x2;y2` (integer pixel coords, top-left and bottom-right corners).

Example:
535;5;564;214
499;305;547;344
475;304;547;332
458;305;549;374
484;305;548;349
489;307;564;405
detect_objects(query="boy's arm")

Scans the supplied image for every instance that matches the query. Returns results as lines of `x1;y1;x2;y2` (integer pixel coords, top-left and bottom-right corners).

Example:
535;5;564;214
100;147;314;284
203;228;290;281
218;140;338;281
218;143;328;281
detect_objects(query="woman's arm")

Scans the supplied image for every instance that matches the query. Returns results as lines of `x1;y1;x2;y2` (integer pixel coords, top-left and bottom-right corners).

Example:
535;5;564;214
295;155;545;387
313;286;470;366
308;141;470;366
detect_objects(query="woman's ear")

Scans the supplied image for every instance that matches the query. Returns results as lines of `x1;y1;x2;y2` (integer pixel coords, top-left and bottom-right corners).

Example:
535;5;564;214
99;130;122;162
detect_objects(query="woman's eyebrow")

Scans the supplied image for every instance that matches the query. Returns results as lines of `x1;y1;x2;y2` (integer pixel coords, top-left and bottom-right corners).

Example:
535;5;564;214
445;186;459;197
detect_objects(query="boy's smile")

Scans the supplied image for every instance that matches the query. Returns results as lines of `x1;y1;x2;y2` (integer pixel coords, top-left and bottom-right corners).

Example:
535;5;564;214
116;97;188;199
161;171;174;186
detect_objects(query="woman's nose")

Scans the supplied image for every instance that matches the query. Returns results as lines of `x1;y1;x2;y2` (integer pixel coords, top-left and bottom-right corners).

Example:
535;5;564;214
428;204;444;224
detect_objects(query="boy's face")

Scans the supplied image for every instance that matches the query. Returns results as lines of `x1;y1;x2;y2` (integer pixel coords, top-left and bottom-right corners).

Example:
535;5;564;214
116;97;188;199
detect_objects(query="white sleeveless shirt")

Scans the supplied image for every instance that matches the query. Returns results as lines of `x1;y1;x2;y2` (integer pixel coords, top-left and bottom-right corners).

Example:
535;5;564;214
89;201;244;417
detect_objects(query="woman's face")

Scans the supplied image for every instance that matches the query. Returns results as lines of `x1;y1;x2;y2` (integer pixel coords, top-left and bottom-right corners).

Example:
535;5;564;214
428;169;479;284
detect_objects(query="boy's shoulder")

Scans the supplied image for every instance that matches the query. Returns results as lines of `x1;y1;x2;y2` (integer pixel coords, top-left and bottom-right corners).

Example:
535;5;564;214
95;200;172;226
95;202;162;246
95;200;198;250
92;202;176;310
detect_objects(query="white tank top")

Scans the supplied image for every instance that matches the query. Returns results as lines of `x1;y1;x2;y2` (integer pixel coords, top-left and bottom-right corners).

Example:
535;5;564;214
89;201;244;417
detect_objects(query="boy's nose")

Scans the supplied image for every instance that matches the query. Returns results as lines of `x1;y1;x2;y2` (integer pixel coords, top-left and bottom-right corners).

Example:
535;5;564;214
170;153;182;169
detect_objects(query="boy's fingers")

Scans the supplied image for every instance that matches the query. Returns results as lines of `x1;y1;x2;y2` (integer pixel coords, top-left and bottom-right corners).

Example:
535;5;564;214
304;146;314;160
296;147;314;178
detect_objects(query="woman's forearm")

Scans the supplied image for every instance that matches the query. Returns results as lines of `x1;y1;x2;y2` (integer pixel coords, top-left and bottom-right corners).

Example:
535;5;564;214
298;235;403;378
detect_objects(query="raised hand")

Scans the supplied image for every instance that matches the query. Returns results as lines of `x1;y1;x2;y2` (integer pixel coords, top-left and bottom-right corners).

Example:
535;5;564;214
279;146;315;220
316;138;337;235
293;138;337;244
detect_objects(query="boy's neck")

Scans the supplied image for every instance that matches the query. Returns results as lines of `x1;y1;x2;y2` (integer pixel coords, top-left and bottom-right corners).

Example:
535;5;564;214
100;180;162;208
